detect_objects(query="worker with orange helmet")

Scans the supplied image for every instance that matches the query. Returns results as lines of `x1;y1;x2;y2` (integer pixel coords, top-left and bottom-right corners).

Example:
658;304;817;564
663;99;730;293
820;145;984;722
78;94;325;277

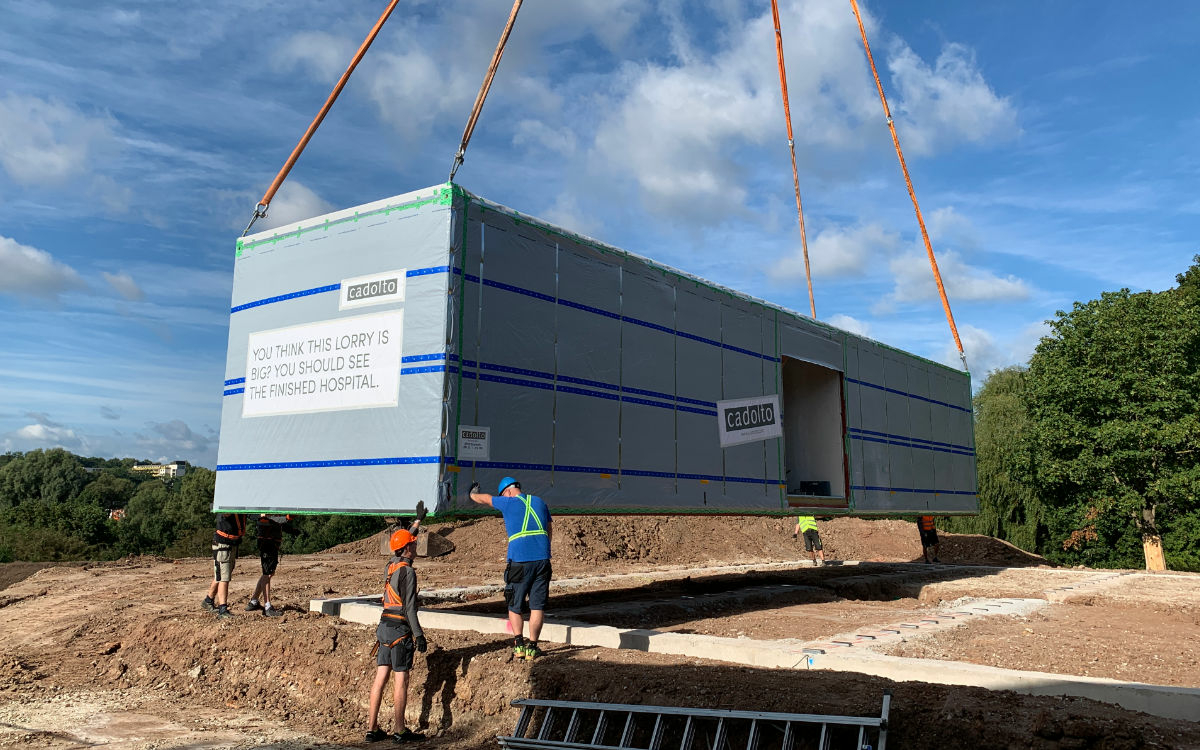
918;515;940;563
365;521;427;743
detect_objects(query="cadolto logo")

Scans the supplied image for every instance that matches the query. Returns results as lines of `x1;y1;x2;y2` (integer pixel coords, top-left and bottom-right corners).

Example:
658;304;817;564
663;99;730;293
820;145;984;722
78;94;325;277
461;430;487;440
346;277;399;301
724;402;776;432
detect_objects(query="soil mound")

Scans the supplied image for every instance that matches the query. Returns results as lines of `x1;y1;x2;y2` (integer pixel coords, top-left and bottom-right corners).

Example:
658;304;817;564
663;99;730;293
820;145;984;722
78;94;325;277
325;516;1050;569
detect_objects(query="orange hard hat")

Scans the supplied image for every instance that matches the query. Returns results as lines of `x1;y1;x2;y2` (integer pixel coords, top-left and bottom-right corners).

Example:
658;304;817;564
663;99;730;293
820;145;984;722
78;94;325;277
389;529;417;551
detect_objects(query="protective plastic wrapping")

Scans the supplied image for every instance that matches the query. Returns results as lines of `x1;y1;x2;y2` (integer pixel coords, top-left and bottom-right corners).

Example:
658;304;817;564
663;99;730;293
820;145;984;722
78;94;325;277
215;183;976;517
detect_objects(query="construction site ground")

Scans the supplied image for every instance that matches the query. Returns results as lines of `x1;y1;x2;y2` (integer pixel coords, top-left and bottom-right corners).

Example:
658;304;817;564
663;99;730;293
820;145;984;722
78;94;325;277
1;516;1198;749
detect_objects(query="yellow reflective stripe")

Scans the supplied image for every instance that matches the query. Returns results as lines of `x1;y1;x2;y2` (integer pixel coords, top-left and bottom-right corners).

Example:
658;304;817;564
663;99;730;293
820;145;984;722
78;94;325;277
797;516;818;532
507;495;548;542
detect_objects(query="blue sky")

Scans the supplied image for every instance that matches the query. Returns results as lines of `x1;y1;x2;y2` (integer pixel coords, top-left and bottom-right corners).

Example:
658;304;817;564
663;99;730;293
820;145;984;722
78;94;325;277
1;1;1197;468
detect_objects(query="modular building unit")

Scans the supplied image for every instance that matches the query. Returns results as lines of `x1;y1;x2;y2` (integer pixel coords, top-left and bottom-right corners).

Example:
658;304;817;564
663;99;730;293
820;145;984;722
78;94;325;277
215;183;977;517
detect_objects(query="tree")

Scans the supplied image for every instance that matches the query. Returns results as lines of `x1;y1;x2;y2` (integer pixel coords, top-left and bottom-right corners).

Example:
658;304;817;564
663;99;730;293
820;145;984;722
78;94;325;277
0;449;89;510
1025;282;1200;571
944;367;1046;552
76;473;136;511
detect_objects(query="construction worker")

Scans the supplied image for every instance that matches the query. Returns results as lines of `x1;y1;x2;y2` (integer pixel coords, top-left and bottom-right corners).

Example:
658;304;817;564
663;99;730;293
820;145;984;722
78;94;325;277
202;512;246;620
918;515;940;563
792;515;825;566
246;514;297;617
468;477;552;660
365;526;427;743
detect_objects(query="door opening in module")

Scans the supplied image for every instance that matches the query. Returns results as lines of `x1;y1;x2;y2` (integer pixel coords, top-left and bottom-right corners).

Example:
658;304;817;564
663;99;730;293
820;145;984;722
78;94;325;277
781;356;848;508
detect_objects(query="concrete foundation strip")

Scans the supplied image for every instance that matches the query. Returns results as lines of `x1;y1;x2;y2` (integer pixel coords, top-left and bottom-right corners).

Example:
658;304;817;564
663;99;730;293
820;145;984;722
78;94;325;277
312;595;1200;723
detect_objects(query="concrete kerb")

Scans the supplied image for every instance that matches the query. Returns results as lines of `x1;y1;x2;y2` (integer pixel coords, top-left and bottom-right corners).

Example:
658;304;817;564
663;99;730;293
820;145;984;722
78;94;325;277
312;597;1200;723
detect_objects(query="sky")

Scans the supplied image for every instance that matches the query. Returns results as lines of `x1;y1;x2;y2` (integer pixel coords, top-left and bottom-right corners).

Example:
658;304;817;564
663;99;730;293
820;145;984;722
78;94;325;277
1;0;1197;468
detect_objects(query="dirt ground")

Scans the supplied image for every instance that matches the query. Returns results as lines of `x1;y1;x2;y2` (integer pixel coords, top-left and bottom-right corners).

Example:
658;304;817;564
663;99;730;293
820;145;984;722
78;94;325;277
2;517;1198;749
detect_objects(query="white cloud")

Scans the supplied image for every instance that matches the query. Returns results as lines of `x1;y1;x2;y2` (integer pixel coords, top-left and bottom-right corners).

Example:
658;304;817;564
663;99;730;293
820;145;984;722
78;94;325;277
365;45;476;142
0;235;85;301
137;420;215;458
0;94;119;186
926;206;979;250
887;42;1019;156
513;119;577;157
271;31;356;81
938;320;1050;376
11;412;84;451
101;271;145;301
828;313;871;337
883;248;1030;309
775;222;899;280
257;181;336;230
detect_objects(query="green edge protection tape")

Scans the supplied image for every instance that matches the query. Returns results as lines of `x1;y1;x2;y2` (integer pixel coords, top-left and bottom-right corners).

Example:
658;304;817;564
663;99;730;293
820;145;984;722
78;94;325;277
237;185;456;254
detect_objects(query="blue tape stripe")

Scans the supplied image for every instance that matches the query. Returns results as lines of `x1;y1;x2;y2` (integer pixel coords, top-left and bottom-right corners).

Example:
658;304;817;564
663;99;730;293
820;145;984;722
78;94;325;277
401;353;450;363
850;434;974;457
217;456;441;471
223;387;244;396
400;364;446;375
231;284;340;313
462;271;779;363
453;459;775;485
224;377;245;386
848;427;970;452
846;377;970;414
229;265;453;314
853;485;977;496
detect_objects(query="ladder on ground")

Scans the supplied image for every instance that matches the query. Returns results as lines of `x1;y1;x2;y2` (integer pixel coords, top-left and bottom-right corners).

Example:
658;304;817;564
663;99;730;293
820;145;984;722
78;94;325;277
497;694;891;750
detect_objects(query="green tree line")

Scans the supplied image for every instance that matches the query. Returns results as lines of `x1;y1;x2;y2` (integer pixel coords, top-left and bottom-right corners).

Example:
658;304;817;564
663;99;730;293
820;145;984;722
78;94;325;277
944;255;1200;571
0;452;386;562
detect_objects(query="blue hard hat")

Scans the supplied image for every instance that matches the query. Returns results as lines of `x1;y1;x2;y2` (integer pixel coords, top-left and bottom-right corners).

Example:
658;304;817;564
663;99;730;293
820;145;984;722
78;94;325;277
497;476;519;494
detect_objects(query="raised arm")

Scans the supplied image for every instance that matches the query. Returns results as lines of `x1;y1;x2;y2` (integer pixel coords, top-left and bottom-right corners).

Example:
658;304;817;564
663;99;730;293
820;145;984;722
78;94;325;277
467;481;494;508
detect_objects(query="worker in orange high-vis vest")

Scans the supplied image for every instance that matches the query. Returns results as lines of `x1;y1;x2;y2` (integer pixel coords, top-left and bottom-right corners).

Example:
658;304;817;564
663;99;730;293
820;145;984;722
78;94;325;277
202;513;246;620
918;515;940;563
365;526;427;744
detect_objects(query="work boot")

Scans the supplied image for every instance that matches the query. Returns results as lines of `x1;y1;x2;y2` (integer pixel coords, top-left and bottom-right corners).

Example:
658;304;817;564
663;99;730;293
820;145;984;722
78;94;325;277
393;727;426;742
201;596;216;612
365;728;388;742
245;600;263;612
263;606;283;618
216;605;233;620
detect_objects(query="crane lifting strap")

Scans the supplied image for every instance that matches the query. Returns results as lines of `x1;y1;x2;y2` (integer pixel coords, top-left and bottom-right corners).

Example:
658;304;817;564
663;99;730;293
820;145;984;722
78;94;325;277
243;0;402;236
770;0;817;319
448;0;524;182
848;0;968;371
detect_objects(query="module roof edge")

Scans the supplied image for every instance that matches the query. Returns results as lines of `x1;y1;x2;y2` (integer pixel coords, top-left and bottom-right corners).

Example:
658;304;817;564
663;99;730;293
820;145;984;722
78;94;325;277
239;184;452;245
455;184;968;379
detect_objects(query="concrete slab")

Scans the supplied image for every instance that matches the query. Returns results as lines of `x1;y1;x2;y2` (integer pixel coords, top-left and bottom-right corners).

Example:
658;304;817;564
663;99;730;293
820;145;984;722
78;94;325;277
311;597;1200;722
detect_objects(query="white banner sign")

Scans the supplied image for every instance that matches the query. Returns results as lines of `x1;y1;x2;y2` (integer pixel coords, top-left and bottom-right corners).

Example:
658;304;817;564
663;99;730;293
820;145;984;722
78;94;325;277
717;394;783;448
243;310;404;418
456;425;491;461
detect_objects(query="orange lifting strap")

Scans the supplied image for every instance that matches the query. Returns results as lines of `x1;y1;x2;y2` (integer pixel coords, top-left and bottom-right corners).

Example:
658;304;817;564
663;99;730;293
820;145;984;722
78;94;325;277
449;0;524;182
848;0;968;370
243;0;402;236
769;0;817;319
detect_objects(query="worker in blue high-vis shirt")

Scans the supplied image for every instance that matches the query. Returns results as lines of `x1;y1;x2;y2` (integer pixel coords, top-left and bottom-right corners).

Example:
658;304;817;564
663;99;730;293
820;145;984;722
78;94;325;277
468;476;552;660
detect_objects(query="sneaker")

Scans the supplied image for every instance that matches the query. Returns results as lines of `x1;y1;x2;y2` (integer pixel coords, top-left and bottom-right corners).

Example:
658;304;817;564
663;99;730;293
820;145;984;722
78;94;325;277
393;728;426;742
524;643;544;661
365;728;389;742
216;605;232;620
263;606;283;618
201;596;216;612
245;600;263;612
512;637;527;658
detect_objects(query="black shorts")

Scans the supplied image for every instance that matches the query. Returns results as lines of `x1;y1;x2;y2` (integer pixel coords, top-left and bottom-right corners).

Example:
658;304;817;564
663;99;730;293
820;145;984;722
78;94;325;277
375;621;414;672
259;543;280;576
802;529;822;552
504;559;551;615
920;528;939;548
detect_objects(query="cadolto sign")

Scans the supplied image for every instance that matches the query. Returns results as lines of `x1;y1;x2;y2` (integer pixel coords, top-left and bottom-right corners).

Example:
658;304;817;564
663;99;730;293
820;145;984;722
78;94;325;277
716;394;783;448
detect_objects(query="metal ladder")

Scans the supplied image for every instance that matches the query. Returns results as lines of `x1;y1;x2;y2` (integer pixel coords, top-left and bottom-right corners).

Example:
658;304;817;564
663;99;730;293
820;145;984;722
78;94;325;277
497;693;890;750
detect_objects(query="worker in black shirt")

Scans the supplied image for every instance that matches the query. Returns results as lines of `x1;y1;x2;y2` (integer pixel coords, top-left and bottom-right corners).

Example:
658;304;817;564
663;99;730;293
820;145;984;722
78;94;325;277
202;513;246;620
246;514;297;617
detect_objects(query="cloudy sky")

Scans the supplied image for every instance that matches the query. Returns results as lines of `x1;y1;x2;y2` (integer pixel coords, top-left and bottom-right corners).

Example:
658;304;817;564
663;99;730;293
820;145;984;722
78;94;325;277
2;0;1197;467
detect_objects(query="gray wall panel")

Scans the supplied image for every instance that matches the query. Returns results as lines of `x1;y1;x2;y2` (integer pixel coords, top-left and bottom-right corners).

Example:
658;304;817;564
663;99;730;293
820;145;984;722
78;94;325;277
476;379;554;465
780;323;843;371
621;405;675;473
555;391;619;470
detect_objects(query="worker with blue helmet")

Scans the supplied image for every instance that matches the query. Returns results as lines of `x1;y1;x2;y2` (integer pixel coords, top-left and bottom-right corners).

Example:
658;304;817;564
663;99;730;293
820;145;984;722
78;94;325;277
468;476;552;660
